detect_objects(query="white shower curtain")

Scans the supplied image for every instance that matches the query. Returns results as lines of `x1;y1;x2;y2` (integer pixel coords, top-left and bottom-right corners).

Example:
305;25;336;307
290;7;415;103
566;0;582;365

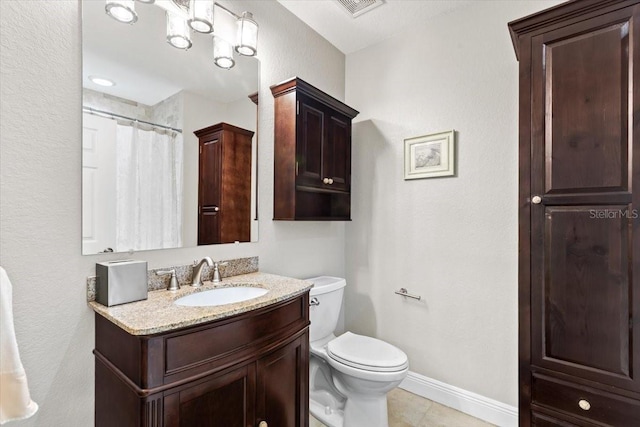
115;123;183;252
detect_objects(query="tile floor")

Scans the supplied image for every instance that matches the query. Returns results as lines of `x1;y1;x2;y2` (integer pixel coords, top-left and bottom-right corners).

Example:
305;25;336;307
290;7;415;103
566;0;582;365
310;388;495;427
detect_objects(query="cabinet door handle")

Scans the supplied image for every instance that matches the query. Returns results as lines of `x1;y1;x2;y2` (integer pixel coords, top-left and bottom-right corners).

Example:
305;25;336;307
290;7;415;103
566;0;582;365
578;399;591;411
323;178;330;184
258;421;268;427
531;195;542;204
328;178;334;185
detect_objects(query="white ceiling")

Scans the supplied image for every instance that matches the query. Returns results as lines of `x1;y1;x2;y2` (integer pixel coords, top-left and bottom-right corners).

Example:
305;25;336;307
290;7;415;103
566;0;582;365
277;0;476;54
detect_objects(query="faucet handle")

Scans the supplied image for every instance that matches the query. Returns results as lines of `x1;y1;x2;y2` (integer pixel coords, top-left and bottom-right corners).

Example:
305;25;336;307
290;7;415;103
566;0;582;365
212;261;228;283
157;269;180;292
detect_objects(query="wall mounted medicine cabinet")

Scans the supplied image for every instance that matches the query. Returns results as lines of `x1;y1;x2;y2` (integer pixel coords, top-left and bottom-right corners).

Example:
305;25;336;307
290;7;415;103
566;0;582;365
271;77;359;221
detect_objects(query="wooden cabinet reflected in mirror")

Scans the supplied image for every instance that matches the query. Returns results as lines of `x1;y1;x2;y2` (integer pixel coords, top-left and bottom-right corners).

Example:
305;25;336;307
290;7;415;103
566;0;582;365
81;0;259;255
196;123;254;245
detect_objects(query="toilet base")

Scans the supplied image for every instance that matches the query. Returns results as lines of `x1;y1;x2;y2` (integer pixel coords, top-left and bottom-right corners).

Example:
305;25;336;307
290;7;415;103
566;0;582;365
343;395;390;427
310;390;392;427
310;354;346;427
309;352;402;427
310;399;344;427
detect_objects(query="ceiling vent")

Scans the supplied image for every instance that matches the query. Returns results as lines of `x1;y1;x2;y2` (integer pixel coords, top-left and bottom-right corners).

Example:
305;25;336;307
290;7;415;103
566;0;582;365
334;0;386;18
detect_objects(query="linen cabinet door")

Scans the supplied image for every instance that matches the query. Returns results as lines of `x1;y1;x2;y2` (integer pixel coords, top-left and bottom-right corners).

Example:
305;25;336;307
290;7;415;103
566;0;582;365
529;5;640;394
164;365;255;427
256;334;309;427
198;132;222;245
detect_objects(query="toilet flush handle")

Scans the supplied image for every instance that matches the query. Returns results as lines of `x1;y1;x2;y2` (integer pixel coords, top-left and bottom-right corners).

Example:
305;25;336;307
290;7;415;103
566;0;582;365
310;297;320;306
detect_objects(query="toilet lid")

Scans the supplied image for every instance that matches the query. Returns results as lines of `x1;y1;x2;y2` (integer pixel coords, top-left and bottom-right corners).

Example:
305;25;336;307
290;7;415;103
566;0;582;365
327;332;408;372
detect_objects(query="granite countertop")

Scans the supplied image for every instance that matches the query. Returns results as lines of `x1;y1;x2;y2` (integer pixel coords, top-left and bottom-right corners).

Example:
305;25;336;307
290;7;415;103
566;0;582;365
89;272;313;335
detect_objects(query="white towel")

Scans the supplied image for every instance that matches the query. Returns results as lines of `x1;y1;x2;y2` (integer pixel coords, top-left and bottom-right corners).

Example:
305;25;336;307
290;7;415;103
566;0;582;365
0;267;38;424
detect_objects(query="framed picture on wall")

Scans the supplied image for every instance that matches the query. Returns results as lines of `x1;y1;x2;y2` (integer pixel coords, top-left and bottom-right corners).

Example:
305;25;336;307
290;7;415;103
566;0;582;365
404;130;455;180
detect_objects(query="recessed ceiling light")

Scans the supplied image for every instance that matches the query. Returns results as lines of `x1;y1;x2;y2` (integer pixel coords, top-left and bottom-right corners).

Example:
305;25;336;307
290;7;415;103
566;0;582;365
89;76;116;87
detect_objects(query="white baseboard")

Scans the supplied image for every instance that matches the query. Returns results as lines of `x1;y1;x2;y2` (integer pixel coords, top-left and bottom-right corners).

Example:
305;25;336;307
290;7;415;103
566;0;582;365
399;371;518;427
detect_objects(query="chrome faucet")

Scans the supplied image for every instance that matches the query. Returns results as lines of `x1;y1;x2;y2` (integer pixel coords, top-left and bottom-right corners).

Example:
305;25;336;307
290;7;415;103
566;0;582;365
191;257;213;287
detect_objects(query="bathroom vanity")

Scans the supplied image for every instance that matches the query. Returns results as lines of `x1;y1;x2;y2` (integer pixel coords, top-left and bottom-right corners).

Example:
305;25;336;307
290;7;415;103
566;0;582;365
90;273;312;427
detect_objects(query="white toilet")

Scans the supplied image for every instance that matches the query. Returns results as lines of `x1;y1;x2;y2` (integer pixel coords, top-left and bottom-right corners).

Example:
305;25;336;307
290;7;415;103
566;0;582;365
306;276;408;427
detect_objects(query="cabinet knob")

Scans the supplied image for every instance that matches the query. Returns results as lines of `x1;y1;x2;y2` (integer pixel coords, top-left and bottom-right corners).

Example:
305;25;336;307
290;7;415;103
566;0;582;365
258;422;268;427
323;178;330;184
531;195;542;204
578;399;591;411
214;206;219;212
328;178;334;184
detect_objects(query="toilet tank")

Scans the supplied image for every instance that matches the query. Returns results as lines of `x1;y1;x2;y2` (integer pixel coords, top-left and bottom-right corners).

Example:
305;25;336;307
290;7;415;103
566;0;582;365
306;276;346;342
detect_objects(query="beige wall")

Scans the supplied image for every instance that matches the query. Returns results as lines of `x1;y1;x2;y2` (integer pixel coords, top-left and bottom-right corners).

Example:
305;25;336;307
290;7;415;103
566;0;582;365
0;0;346;425
344;0;562;407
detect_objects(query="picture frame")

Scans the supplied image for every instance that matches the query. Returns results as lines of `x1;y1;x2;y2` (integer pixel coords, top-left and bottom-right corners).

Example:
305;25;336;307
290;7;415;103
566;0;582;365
404;130;455;180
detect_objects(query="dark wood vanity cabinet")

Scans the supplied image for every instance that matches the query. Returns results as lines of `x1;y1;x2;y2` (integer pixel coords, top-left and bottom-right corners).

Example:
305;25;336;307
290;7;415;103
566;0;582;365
270;77;359;220
195;123;254;245
94;293;310;427
509;1;640;425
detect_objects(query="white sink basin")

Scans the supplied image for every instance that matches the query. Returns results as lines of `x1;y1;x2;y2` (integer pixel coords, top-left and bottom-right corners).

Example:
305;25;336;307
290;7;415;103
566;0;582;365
175;286;268;307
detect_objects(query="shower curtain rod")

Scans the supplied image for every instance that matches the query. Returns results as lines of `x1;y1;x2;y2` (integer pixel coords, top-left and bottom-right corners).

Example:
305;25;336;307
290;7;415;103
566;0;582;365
82;106;183;134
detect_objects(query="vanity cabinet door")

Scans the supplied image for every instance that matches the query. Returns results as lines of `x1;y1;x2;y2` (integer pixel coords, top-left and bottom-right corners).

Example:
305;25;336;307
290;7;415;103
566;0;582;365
164;364;255;427
256;334;309;427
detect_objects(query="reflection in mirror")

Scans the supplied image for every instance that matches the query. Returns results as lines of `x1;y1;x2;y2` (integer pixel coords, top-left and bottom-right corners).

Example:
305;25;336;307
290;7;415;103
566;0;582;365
82;0;259;255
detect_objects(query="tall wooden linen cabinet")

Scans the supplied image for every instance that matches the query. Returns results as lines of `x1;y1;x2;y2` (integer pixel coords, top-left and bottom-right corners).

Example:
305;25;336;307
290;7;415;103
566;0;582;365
509;1;640;425
195;123;254;245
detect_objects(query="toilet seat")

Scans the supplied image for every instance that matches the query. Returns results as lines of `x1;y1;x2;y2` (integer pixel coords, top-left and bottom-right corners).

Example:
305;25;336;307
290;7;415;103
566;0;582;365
327;332;408;372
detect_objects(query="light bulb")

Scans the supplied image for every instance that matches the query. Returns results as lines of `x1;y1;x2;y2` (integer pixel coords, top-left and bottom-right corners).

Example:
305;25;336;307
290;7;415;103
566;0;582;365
188;0;214;33
166;11;192;50
235;11;258;56
105;0;138;24
213;36;235;69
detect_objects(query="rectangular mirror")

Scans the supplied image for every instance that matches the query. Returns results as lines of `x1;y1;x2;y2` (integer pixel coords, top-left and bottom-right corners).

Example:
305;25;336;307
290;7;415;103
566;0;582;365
82;0;259;255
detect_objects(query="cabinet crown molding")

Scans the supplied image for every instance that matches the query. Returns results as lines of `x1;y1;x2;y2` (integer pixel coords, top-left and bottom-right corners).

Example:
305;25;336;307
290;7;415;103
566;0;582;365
508;0;638;60
193;122;255;138
270;77;359;119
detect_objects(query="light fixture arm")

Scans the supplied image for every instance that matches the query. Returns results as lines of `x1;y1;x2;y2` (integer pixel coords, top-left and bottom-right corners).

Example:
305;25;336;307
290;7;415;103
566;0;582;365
213;2;241;20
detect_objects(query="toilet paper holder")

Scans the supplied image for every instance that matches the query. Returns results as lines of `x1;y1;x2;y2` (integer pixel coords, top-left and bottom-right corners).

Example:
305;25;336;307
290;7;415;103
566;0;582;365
395;288;421;301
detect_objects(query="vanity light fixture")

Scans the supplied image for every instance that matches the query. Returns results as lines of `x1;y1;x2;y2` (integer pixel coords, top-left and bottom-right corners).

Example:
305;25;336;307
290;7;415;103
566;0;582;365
188;0;214;34
105;0;137;24
213;36;235;69
103;0;258;68
89;76;116;87
235;12;258;56
166;10;192;49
